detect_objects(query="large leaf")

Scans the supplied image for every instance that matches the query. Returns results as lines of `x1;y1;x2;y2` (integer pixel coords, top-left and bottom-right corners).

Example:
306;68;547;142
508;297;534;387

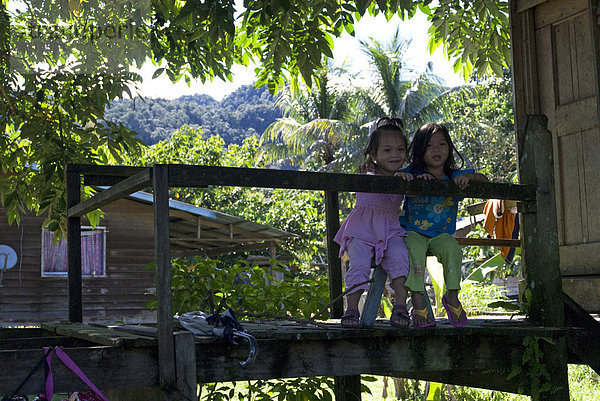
426;382;444;401
426;256;445;315
463;252;504;284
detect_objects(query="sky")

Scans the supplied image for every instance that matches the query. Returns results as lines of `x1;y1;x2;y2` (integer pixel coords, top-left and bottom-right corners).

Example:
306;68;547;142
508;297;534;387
137;11;465;100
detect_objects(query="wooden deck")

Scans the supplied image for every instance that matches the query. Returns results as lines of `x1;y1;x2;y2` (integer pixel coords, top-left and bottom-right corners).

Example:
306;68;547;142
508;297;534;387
0;316;591;397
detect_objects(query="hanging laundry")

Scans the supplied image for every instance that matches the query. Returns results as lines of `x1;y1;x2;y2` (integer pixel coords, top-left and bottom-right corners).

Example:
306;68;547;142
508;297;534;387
483;199;517;259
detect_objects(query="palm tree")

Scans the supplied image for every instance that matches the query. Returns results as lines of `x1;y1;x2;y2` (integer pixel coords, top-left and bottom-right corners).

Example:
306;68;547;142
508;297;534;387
257;28;471;172
355;28;473;136
256;64;365;172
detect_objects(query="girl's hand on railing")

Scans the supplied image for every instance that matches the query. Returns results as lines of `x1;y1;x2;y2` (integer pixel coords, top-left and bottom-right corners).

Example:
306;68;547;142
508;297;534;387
454;172;487;190
394;171;413;180
358;161;376;174
454;173;472;190
417;173;436;180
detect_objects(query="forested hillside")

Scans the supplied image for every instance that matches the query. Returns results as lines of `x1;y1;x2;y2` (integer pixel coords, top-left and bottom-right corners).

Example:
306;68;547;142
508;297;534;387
104;84;283;145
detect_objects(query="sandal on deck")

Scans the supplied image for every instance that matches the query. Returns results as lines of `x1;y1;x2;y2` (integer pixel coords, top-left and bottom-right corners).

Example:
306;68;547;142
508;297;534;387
442;294;467;327
341;309;360;328
411;307;436;328
390;305;410;328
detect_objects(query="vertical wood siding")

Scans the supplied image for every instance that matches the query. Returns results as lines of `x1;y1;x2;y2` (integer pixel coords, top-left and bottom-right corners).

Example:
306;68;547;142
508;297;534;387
512;0;600;309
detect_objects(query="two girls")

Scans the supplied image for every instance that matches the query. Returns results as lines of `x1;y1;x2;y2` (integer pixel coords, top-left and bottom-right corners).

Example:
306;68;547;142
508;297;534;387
338;120;487;328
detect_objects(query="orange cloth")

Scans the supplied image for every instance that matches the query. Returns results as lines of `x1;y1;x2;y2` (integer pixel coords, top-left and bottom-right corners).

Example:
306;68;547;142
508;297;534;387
483;199;516;259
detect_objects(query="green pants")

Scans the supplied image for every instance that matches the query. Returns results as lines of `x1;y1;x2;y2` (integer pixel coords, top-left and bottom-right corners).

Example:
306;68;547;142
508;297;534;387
404;231;463;292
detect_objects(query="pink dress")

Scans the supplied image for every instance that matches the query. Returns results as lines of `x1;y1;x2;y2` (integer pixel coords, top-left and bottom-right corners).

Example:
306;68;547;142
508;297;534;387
334;192;408;265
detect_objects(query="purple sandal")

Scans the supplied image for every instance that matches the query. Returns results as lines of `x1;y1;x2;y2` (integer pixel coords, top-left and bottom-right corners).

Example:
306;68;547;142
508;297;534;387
442;294;468;327
341;309;360;328
390;305;411;328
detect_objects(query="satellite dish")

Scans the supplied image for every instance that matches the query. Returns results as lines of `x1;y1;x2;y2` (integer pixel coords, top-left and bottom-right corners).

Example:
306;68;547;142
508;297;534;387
0;245;18;270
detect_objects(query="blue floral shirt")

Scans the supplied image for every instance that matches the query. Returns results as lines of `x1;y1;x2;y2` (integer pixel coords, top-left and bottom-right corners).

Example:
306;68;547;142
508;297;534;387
399;167;474;237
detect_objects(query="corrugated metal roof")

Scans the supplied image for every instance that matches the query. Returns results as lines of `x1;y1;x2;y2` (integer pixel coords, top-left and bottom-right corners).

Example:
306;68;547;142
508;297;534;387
124;190;299;257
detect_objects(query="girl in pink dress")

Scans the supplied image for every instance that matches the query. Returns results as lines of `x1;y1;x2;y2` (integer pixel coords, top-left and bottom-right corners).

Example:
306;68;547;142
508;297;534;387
334;117;413;328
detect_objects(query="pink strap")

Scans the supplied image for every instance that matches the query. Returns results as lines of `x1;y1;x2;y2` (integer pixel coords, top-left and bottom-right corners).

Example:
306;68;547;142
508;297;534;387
44;347;109;401
44;347;53;401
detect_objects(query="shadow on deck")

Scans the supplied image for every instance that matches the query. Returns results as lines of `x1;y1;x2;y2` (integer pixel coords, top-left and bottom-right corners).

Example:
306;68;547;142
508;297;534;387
1;315;593;398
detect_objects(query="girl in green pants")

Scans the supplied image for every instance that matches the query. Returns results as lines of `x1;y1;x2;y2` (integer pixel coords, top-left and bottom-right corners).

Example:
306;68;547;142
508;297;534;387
400;123;488;327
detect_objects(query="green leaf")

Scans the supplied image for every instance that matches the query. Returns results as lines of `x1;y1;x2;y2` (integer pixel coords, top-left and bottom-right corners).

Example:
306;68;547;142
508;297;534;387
343;22;355;35
152;68;165;79
427;256;445;315
426;382;443;401
487;300;521;311
463;253;504;283
47;221;59;231
173;0;197;25
356;0;371;15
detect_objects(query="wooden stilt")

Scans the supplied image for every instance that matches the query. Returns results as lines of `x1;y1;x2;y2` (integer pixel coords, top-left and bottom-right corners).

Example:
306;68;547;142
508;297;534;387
326;191;361;400
175;331;198;401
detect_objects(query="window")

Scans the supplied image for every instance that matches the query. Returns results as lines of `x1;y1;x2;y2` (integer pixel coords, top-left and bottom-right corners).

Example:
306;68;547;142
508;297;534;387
41;227;106;277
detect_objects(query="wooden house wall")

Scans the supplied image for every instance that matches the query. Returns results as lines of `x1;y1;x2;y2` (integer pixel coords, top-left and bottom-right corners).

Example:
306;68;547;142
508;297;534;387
0;198;157;325
511;0;600;311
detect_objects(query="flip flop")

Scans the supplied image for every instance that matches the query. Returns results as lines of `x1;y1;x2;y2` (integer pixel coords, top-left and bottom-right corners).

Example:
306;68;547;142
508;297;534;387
341;309;360;328
442;294;468;327
390;304;410;328
411;307;436;328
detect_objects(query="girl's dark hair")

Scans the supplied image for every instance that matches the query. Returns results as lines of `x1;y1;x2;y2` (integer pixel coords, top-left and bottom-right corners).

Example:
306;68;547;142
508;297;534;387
408;123;464;178
362;117;407;169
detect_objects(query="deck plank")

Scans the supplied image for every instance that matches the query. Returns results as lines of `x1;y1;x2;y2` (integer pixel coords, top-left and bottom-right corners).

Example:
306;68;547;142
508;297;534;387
41;322;156;347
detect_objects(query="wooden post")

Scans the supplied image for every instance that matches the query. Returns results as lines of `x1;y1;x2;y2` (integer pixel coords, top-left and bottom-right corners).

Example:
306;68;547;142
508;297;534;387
66;168;82;323
175;331;198;401
325;191;362;400
518;114;569;400
324;191;343;319
359;264;386;327
334;376;362;401
153;164;178;399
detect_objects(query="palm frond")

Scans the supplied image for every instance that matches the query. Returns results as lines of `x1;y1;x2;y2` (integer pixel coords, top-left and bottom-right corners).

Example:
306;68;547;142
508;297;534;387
407;79;477;131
